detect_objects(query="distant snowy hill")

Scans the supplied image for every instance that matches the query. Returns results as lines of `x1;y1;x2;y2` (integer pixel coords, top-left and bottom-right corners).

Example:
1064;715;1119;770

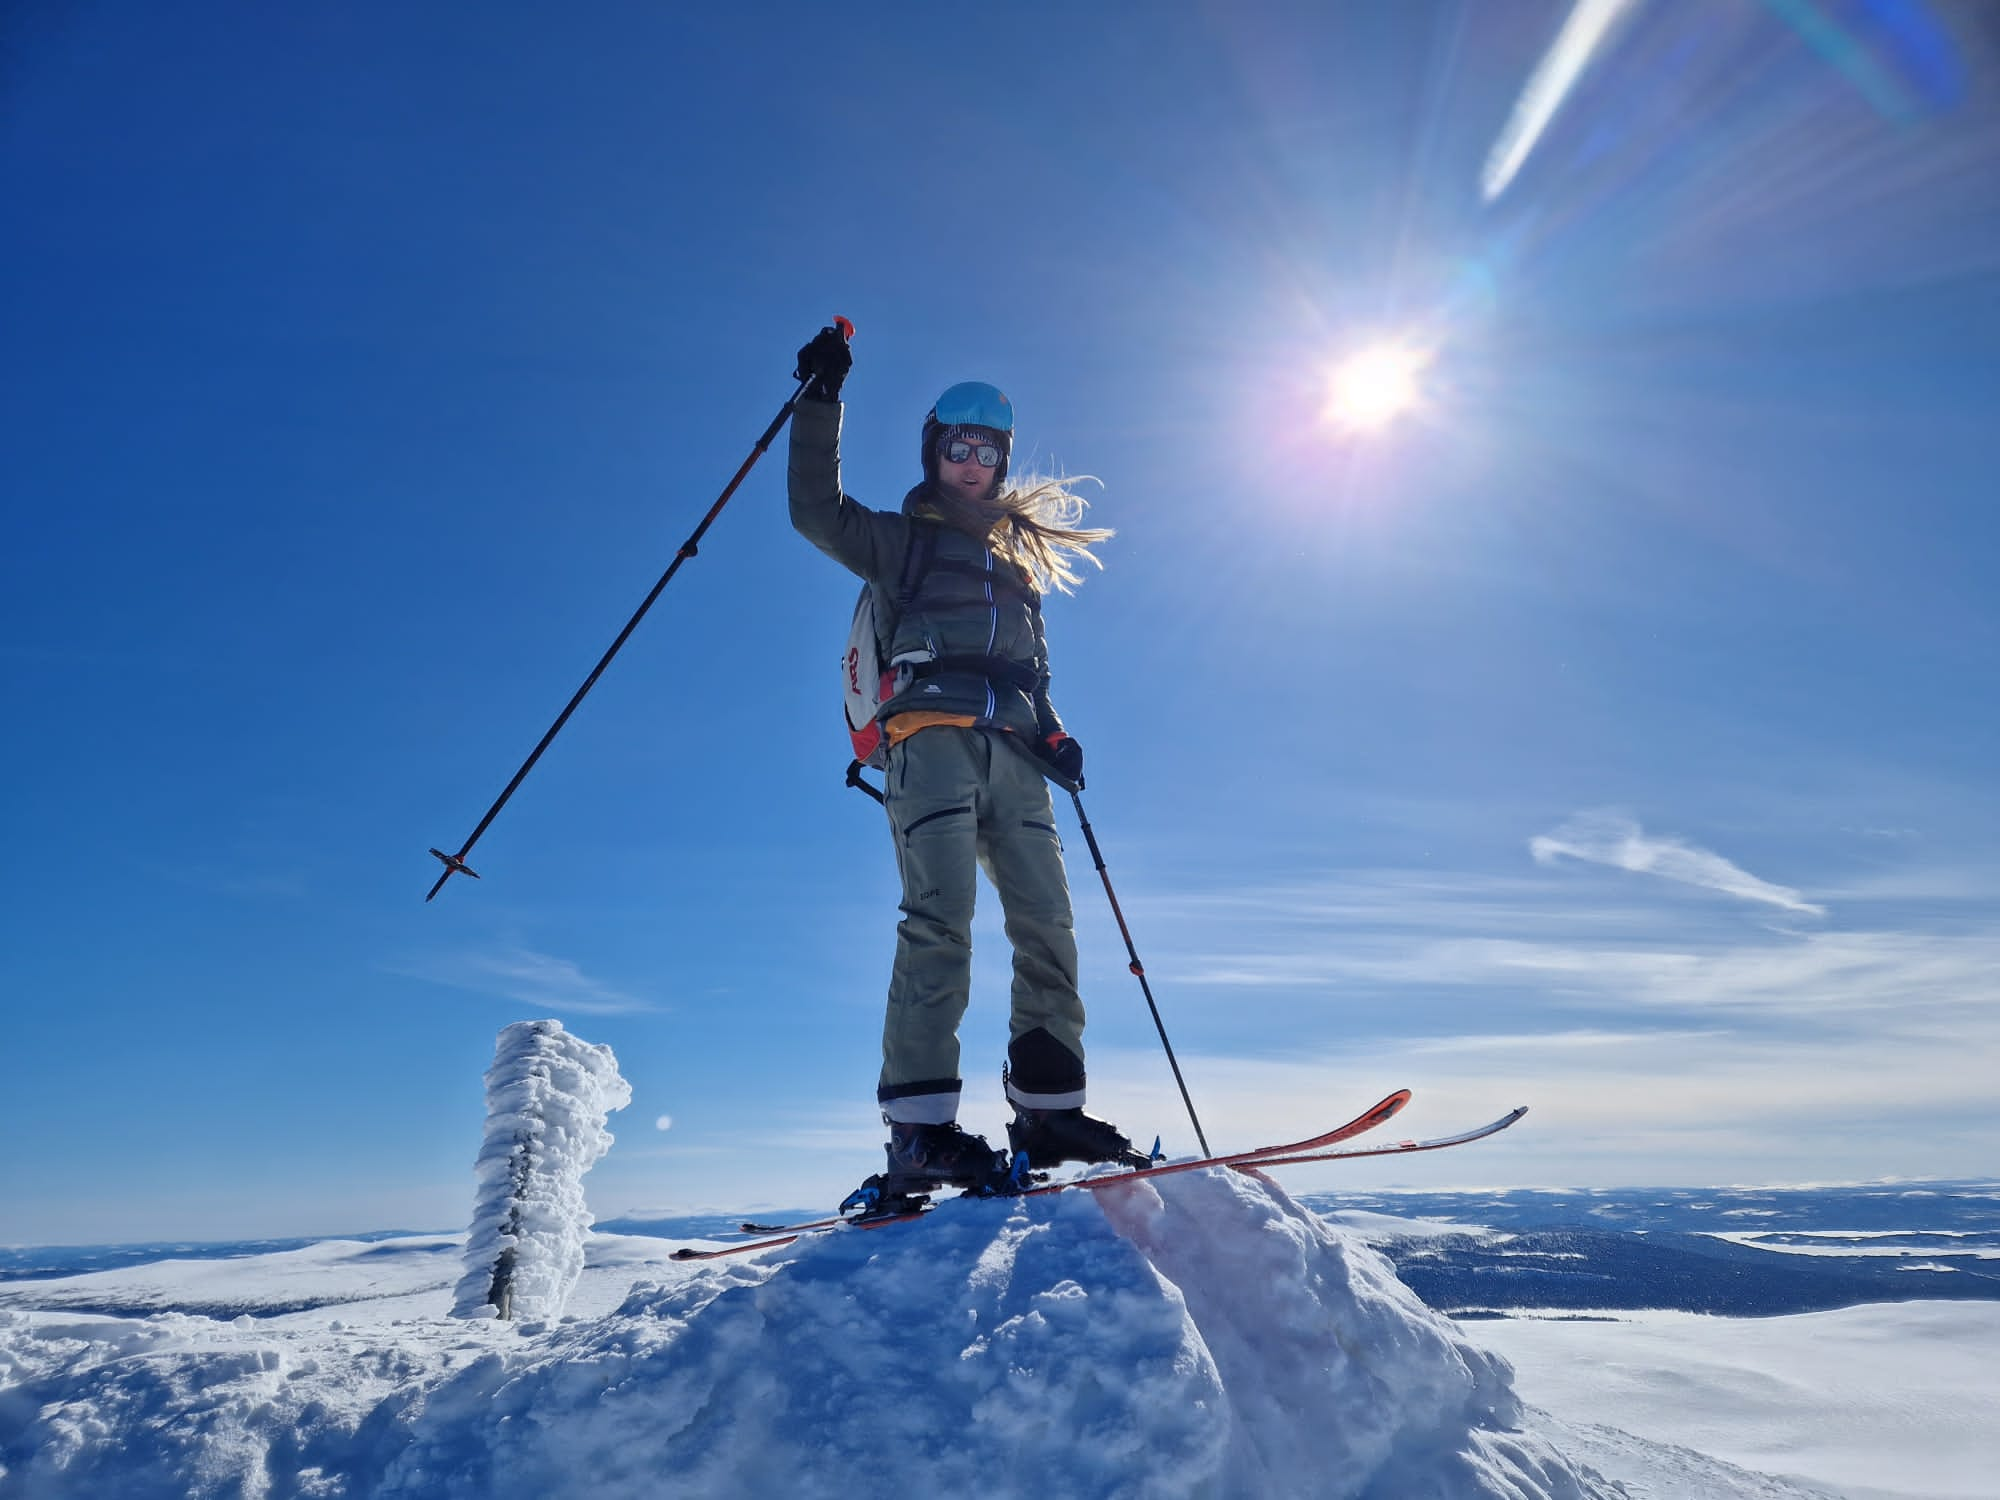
1306;1181;2000;1317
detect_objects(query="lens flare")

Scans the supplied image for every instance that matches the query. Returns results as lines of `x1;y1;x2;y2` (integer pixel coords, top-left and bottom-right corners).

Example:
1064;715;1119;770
1483;0;1642;202
1324;343;1432;432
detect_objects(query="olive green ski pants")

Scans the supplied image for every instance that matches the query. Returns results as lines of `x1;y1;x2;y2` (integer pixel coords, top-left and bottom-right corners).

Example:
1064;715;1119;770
877;726;1088;1125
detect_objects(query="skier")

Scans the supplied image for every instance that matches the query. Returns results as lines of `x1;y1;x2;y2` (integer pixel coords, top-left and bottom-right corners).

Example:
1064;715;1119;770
788;327;1149;1193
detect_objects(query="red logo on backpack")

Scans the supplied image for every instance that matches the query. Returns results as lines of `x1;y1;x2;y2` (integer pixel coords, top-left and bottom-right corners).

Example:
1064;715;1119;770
844;591;898;768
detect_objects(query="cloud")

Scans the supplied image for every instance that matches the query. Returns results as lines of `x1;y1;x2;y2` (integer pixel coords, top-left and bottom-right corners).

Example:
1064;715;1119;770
1530;811;1826;917
1071;1015;2000;1188
394;946;656;1015
1172;927;1999;1025
1132;848;1995;1032
614;833;1999;1207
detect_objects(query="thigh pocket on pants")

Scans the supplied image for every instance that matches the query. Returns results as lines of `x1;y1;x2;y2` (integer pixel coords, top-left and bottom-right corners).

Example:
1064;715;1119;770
1018;818;1062;852
899;805;974;844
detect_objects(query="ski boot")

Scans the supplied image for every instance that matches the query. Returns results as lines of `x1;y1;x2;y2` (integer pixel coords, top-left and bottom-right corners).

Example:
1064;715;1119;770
879;1120;1011;1197
1006;1106;1154;1171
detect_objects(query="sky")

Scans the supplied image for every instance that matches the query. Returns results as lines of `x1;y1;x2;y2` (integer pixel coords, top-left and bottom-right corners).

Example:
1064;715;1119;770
3;1;1997;1245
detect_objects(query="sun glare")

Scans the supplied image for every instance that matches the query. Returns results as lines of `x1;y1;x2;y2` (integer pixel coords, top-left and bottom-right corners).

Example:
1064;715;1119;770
1324;343;1431;433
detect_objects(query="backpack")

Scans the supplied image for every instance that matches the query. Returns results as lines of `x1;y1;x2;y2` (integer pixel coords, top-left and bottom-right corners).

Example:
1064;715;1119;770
843;519;941;770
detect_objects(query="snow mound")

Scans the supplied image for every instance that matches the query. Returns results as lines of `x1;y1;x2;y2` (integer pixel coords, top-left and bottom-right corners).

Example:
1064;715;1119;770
395;1169;1620;1496
451;1019;630;1323
4;1169;1726;1498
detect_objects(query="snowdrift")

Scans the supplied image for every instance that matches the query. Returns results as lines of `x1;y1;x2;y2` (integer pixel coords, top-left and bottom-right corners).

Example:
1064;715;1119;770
2;1168;1638;1498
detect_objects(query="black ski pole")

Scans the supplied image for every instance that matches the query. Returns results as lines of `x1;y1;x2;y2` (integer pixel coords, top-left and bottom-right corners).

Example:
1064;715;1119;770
426;317;855;901
1065;784;1212;1157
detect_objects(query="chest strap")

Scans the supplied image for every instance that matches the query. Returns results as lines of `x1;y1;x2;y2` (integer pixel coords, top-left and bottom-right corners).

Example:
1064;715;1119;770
908;654;1039;692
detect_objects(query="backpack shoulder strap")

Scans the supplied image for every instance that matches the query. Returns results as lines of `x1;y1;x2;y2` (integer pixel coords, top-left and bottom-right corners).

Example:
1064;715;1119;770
895;517;941;609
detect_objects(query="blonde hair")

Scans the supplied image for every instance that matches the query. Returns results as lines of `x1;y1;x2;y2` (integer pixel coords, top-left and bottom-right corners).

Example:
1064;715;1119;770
930;474;1113;595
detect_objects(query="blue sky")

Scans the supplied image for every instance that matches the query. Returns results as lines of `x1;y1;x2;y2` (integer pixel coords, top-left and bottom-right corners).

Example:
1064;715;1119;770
4;2;1996;1243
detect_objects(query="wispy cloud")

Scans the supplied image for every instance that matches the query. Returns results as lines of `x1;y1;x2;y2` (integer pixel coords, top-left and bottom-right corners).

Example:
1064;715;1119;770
1051;812;2000;1185
1171;927;1998;1023
393;946;657;1015
1122;826;1995;1035
1074;1014;2000;1188
1529;811;1826;917
617;824;2000;1209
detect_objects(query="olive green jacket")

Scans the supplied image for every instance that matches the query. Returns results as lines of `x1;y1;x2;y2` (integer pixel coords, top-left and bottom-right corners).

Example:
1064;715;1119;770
788;398;1064;741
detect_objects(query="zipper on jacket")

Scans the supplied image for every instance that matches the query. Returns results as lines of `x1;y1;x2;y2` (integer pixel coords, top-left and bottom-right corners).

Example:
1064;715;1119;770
983;546;998;720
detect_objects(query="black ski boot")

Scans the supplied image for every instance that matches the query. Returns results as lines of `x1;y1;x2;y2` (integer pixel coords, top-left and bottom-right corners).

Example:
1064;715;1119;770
1006;1107;1152;1170
882;1120;1008;1194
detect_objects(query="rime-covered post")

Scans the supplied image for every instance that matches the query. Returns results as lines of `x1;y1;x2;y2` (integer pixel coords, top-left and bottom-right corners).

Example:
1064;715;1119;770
452;1019;632;1321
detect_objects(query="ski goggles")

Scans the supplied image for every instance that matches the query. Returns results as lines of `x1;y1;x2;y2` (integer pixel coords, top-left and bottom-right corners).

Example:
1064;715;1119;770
931;381;1014;432
938;430;1004;468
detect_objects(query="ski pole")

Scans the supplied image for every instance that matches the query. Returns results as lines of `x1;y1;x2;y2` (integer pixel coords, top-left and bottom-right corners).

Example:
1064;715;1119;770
1064;782;1212;1158
425;317;855;901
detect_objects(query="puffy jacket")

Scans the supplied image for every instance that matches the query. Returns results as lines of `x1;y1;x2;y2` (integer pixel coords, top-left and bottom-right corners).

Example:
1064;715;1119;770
788;398;1064;741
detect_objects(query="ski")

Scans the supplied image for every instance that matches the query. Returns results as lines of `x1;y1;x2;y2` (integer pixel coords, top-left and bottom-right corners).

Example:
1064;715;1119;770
730;1088;1415;1238
1236;1105;1529;1169
672;1095;1522;1264
682;1089;1414;1258
736;1204;920;1237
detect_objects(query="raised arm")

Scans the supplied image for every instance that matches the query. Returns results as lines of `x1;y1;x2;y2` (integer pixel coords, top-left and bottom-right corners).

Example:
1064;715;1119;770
785;353;910;583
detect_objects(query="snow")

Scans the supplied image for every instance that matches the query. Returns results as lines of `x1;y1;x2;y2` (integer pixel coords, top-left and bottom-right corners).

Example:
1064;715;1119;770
6;1178;1994;1498
0;1169;1632;1499
1318;1207;1499;1240
1465;1302;2000;1500
450;1020;630;1323
0;1236;460;1319
1705;1230;2000;1260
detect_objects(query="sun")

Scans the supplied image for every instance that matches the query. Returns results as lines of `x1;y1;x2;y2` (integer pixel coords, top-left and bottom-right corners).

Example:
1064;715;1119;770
1323;342;1432;432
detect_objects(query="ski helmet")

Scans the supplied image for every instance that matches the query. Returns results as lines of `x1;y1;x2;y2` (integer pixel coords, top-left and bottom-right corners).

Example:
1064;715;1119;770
921;381;1014;487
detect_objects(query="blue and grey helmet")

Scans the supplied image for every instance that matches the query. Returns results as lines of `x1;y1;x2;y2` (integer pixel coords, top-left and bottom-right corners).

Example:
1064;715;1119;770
921;380;1014;487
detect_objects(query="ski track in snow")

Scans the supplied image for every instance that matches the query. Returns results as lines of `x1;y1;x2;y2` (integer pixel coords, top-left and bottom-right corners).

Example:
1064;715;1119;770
5;1171;1979;1499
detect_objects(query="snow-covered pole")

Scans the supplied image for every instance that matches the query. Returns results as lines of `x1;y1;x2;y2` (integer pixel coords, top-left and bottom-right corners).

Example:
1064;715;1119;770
452;1019;632;1322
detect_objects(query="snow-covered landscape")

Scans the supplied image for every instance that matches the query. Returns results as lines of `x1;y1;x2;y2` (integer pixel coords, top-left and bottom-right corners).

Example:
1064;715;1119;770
8;5;1998;1497
5;1169;1996;1499
4;1032;1995;1496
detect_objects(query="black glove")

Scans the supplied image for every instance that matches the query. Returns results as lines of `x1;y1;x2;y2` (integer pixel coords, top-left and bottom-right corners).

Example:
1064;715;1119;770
794;325;852;402
1040;732;1084;783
